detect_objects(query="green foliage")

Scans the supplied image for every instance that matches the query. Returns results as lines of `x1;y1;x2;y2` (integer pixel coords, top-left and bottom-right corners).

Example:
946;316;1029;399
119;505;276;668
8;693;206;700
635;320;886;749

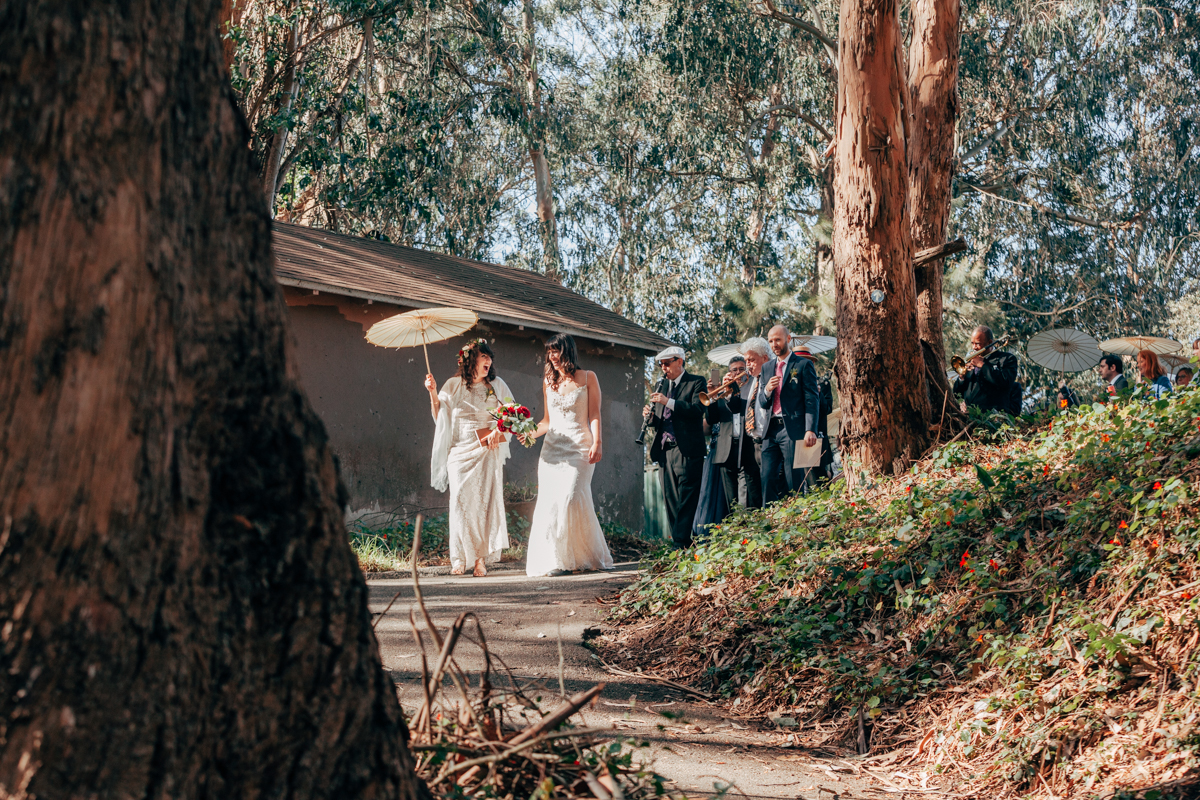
610;388;1200;786
230;0;1200;369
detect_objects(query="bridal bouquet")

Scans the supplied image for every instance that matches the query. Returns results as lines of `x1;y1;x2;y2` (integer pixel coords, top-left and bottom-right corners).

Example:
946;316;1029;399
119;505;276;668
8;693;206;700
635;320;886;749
490;399;537;447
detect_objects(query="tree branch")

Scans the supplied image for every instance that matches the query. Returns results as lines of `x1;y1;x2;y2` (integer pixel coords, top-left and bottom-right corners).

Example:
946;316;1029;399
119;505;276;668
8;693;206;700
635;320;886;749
760;0;837;66
913;238;967;267
995;294;1109;317
957;178;1138;231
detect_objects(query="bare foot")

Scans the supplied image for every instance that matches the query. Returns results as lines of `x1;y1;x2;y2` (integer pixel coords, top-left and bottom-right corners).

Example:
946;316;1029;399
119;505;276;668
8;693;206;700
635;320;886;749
473;559;487;577
451;566;465;575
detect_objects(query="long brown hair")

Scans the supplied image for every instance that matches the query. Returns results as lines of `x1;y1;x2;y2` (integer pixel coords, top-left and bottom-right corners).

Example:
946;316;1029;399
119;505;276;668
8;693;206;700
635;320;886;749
544;333;580;390
1138;349;1165;380
457;338;496;388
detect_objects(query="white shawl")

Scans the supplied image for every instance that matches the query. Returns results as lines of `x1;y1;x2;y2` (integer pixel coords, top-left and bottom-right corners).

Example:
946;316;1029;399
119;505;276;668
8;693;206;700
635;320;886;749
430;375;514;492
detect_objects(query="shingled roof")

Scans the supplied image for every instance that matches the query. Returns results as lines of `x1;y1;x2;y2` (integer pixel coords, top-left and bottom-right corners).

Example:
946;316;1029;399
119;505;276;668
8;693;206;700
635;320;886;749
272;222;673;353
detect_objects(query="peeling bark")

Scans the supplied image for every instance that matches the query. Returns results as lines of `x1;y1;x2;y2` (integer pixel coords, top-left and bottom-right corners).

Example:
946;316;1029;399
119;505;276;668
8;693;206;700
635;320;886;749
832;0;930;477
907;0;961;413
0;1;428;797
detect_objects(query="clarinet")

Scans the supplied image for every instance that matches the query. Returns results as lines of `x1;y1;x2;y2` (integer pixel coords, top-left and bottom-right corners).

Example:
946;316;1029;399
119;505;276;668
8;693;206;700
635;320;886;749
635;378;668;445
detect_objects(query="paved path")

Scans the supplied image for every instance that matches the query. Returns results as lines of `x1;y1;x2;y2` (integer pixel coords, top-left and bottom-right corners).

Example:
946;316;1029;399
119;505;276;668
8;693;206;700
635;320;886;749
370;564;890;799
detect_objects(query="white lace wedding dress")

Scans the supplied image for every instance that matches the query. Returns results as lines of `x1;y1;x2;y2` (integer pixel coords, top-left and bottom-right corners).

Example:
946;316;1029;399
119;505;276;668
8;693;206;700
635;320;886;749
525;385;614;576
430;376;511;572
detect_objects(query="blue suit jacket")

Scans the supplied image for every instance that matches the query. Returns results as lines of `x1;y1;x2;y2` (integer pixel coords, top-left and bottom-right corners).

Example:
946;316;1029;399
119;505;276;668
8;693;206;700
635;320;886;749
757;353;819;441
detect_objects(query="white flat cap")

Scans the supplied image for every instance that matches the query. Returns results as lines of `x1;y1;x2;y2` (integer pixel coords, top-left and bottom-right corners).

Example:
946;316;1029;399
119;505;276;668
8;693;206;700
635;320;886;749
654;346;686;362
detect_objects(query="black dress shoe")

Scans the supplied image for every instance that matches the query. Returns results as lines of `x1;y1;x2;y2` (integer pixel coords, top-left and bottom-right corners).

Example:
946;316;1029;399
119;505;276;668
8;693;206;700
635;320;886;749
547;569;569;577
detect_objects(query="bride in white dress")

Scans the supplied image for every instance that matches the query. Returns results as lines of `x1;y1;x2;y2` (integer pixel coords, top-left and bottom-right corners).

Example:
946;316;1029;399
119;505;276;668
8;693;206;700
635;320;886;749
522;334;614;577
425;338;511;577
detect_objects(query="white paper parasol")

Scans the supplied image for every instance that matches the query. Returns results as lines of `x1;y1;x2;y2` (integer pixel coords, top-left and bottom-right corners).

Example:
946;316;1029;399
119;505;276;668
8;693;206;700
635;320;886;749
707;343;744;366
1098;335;1183;356
366;307;479;373
1025;328;1102;373
790;335;838;354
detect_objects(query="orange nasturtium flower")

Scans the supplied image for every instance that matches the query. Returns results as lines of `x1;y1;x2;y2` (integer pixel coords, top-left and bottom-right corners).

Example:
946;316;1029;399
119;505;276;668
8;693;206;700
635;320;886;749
1060;398;1069;409
959;551;970;568
1154;481;1163;491
1043;465;1051;477
1118;520;1129;529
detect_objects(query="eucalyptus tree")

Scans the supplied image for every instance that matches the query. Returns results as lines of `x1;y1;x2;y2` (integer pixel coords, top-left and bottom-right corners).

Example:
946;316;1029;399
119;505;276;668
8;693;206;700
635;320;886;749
227;0;573;271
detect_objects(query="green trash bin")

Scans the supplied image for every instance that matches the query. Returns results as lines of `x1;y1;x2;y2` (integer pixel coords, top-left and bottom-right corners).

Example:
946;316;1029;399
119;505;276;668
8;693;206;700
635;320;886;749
643;465;669;542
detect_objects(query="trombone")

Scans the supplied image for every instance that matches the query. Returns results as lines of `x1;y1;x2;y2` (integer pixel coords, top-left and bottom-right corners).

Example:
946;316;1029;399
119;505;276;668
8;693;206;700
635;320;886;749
950;336;1011;377
700;373;749;406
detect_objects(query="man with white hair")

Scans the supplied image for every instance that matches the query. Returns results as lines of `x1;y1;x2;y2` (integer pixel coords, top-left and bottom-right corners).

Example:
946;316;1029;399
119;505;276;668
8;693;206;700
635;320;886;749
738;337;772;507
642;346;707;547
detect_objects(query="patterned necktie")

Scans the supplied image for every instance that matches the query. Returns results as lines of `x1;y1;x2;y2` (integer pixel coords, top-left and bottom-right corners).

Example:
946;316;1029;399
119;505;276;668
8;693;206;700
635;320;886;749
772;359;786;416
661;379;676;442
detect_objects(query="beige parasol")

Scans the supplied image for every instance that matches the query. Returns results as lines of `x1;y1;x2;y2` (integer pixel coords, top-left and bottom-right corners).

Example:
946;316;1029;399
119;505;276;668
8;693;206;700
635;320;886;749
1160;353;1195;375
1026;328;1102;373
1098;335;1183;356
365;307;479;373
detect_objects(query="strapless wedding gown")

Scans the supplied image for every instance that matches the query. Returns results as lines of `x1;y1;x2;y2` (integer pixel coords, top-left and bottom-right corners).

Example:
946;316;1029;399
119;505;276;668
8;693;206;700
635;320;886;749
525;386;614;576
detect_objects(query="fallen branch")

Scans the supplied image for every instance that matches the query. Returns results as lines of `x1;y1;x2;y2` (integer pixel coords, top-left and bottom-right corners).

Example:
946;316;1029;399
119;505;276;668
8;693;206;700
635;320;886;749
599;662;715;700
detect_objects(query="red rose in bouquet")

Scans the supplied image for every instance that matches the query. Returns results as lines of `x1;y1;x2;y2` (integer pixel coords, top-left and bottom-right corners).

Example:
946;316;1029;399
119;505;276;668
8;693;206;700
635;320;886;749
489;397;537;447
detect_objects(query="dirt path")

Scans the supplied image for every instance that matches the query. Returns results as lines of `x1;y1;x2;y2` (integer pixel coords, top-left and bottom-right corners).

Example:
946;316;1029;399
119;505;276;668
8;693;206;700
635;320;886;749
369;564;899;799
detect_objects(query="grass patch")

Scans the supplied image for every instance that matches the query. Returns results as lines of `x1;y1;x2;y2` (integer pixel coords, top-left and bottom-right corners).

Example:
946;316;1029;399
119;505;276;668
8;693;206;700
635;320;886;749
351;511;532;572
602;389;1200;798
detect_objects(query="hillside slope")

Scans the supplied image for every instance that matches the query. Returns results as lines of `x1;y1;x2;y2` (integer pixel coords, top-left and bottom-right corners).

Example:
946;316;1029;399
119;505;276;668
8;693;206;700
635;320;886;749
602;390;1200;799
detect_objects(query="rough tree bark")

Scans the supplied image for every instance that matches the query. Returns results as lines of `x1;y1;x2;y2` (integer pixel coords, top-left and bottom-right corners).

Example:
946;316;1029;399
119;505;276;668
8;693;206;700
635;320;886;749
907;0;961;415
831;0;931;477
0;2;428;798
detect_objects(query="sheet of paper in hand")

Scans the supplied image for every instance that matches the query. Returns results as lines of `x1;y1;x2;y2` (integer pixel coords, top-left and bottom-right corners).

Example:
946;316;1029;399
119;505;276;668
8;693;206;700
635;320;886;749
793;438;822;469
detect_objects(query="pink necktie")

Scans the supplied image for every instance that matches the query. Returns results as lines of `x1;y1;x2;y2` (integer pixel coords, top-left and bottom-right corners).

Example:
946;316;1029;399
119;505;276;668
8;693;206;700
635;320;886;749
772;359;786;416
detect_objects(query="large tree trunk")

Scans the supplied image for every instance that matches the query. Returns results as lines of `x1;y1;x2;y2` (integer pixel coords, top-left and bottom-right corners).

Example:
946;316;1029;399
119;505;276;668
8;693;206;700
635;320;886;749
0;2;428;798
907;0;961;417
831;0;930;478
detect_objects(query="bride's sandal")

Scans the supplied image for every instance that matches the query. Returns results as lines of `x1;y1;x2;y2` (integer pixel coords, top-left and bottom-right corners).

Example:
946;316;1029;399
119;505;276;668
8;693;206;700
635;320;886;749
473;559;487;577
451;566;465;575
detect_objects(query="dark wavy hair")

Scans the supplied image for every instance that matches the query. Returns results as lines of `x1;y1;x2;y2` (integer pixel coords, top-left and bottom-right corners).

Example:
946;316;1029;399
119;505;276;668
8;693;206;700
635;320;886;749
457;338;496;388
544;333;580;390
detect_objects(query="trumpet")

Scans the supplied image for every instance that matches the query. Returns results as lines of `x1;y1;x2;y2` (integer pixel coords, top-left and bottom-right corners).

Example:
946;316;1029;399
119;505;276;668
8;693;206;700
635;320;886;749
950;336;1011;377
700;373;749;406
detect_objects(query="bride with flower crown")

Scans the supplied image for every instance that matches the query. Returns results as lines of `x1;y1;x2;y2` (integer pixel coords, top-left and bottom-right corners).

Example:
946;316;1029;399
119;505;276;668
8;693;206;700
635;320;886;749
425;338;512;577
520;334;614;577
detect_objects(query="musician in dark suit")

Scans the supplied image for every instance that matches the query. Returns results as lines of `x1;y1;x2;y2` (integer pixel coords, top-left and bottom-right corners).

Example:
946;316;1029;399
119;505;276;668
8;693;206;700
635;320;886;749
757;326;819;503
643;346;707;548
704;356;759;512
1098;354;1128;398
953;326;1019;414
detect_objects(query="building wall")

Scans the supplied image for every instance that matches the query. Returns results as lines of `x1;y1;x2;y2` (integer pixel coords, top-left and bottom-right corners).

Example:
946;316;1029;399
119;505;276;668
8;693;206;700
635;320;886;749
281;288;648;530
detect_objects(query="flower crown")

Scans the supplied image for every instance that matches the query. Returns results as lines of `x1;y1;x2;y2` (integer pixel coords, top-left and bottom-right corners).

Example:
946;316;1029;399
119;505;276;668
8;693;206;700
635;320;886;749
457;337;489;366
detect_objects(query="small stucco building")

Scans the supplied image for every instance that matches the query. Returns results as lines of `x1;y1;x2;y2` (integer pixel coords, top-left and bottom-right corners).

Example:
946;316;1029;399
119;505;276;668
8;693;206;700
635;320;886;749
271;222;672;531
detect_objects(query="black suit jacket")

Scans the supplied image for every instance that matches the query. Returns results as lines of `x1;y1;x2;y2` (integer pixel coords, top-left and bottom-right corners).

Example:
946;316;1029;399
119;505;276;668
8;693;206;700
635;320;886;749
705;386;748;464
648;372;707;461
953;350;1019;413
757;353;819;440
